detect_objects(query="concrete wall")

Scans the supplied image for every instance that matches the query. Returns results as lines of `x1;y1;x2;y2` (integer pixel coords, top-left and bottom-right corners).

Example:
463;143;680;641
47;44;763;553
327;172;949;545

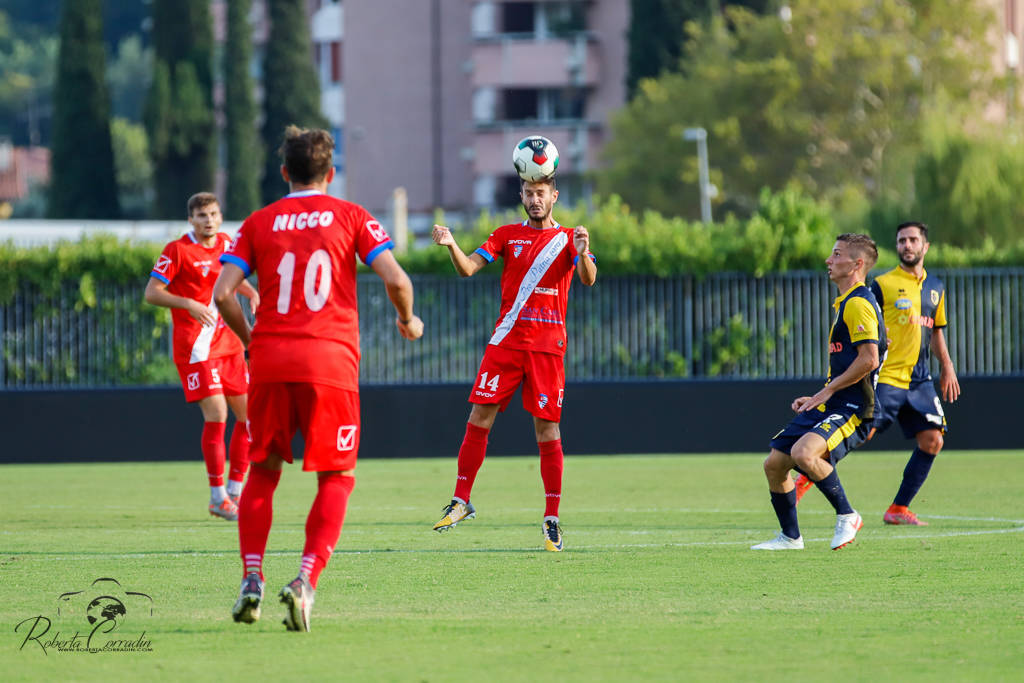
0;378;1017;464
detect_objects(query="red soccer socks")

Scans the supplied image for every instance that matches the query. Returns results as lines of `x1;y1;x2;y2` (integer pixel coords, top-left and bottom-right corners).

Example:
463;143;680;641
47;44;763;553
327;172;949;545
453;423;490;503
238;465;282;581
201;421;227;487
539;439;564;518
301;473;356;589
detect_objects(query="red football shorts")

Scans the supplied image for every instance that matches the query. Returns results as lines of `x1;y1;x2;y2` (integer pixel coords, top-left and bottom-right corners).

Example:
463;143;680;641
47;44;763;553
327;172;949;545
247;382;360;472
469;345;565;421
175;353;249;403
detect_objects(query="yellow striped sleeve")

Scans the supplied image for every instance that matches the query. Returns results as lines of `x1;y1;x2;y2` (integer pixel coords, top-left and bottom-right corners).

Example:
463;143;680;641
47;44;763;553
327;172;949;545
843;297;879;344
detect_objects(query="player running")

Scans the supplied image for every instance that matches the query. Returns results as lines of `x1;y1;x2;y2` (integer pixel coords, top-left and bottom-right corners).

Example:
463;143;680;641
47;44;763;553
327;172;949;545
430;174;596;552
144;192;258;521
793;221;960;525
752;234;886;551
215;126;423;631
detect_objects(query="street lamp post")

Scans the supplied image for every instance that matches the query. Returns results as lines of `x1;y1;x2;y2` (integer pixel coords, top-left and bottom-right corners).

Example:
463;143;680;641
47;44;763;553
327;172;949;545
683;127;713;223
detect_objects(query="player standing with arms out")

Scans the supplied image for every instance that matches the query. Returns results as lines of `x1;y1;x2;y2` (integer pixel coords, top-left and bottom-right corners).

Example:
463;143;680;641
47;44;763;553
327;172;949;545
145;192;259;521
215;126;423;632
794;222;960;524
752;234;886;551
430;175;596;552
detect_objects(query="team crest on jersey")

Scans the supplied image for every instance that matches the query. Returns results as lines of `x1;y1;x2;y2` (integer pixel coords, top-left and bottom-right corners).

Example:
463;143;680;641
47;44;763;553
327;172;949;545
537;393;549;409
513;245;523;258
193;260;213;277
930;290;939;306
154;255;172;273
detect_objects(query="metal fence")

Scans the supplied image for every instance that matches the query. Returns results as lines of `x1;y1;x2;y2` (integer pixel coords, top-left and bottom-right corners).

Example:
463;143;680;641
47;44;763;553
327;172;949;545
2;269;1022;388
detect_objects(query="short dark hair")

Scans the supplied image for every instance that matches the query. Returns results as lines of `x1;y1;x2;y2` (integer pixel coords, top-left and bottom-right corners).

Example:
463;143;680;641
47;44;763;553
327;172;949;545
279;125;334;184
897;221;929;241
520;176;556;191
187;192;219;216
837;233;878;270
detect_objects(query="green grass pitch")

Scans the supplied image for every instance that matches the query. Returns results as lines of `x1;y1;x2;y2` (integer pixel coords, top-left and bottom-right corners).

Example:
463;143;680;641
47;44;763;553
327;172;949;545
1;451;1022;681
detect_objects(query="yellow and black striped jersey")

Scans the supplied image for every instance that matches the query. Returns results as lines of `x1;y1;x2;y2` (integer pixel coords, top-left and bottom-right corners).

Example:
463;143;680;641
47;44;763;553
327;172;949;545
826;283;887;420
870;267;947;389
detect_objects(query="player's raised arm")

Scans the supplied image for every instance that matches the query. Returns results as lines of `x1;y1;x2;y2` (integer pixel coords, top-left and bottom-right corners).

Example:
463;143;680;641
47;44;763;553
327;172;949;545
370;249;423;340
213;263;252;346
573;226;596;286
433;224;487;277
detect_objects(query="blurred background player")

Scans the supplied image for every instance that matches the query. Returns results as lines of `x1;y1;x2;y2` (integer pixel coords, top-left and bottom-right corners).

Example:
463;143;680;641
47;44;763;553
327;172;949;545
144;192;259;521
430;175;596;552
795;222;960;524
215;126;423;632
752;234;886;551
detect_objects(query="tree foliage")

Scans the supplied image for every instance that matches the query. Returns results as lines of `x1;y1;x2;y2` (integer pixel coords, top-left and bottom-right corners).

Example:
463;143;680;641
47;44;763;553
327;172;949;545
626;0;772;98
223;0;261;220
47;0;120;218
603;1;996;220
260;0;328;205
145;0;215;219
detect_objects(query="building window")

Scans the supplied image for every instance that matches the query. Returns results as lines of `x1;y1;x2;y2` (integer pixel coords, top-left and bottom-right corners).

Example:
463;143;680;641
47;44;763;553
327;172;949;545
497;88;586;123
330;41;342;83
502;2;535;34
495;2;587;38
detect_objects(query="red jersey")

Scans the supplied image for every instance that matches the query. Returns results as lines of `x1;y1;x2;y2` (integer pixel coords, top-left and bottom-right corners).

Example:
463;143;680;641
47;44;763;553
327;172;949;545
220;190;394;390
150;231;244;363
475;221;593;356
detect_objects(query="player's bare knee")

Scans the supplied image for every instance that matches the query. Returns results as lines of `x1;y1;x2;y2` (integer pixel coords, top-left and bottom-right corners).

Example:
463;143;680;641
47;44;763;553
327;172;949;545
920;430;943;454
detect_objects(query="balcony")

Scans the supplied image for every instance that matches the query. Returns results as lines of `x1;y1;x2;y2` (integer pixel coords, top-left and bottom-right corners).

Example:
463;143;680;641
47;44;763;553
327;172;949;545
472;34;601;88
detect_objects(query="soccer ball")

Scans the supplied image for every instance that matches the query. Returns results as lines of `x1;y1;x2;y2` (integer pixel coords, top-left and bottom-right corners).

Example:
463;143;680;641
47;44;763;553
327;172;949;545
512;136;559;182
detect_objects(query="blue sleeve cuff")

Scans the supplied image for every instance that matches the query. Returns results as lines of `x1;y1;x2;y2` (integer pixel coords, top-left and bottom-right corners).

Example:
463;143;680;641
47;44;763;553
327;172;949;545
573;253;596;266
149;271;170;285
364;240;394;266
219;253;252;277
474;247;495;263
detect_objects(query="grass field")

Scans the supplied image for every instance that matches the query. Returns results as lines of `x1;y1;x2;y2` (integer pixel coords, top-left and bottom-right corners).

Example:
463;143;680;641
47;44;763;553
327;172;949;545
1;451;1022;681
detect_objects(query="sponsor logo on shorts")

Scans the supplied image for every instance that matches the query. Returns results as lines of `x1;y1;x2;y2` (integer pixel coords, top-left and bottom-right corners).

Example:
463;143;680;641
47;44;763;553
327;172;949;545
187;372;200;391
336;426;357;451
474;390;496;398
557;389;564;407
538;393;549;409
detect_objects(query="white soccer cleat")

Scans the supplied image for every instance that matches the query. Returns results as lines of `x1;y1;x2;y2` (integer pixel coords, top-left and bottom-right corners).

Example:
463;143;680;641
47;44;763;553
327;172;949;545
751;532;804;550
831;511;863;550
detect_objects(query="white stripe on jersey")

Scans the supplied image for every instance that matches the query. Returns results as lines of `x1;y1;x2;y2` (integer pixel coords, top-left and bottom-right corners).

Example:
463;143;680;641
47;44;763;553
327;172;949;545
488;230;568;347
189;291;218;363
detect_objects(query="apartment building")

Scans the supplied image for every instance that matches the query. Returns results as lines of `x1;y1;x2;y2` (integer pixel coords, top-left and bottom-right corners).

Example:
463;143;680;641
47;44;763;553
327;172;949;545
306;0;628;221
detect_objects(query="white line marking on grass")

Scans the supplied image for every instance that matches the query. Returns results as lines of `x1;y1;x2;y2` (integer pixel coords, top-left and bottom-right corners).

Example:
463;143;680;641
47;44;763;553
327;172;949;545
9;524;1023;560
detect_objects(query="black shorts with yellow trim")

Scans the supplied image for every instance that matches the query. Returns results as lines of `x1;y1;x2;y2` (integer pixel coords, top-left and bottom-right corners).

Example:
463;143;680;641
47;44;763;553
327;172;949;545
769;404;870;465
873;381;948;439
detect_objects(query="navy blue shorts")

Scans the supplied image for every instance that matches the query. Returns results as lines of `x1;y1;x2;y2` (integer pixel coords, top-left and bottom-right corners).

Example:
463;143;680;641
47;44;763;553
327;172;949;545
873;381;947;439
770;404;870;466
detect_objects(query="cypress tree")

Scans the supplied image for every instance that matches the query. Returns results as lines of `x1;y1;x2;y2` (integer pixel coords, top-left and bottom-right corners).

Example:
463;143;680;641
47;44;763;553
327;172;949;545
223;0;261;219
144;0;215;218
260;0;329;204
48;0;121;218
